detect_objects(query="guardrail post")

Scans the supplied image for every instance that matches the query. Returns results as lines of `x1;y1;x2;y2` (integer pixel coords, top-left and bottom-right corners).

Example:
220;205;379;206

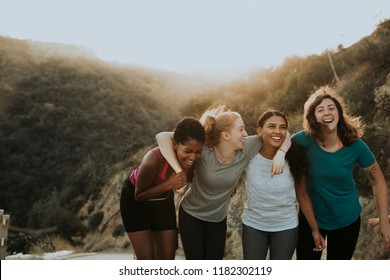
0;209;10;260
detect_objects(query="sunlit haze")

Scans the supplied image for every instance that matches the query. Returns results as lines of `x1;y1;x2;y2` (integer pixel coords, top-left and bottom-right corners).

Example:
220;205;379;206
0;0;389;74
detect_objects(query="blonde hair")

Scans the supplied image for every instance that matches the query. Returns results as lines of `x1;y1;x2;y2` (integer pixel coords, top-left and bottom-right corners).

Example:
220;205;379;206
200;105;242;148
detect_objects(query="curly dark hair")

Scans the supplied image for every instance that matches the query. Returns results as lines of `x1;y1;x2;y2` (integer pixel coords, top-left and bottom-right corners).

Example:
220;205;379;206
173;117;205;144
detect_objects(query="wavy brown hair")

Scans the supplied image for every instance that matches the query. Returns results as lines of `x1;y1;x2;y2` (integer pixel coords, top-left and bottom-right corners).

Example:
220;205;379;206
303;86;364;146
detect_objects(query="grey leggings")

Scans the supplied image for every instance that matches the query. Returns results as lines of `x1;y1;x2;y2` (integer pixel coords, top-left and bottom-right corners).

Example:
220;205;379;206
242;223;298;260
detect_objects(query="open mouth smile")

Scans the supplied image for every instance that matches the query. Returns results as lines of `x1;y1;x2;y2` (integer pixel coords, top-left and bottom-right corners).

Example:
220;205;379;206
323;118;333;123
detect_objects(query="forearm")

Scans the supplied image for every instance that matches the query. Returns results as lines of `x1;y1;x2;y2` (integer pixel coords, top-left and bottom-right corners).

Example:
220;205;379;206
156;132;183;173
296;181;320;233
135;181;173;202
279;131;291;153
271;132;291;175
374;182;390;249
367;162;389;224
373;181;389;225
299;197;320;232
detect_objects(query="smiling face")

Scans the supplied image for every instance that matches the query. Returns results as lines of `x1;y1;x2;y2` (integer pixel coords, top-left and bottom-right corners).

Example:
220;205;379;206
226;117;248;150
314;98;339;132
257;115;287;150
174;139;203;170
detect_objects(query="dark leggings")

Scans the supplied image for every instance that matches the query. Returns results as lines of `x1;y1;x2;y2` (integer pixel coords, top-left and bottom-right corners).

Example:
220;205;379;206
296;211;361;260
179;206;227;260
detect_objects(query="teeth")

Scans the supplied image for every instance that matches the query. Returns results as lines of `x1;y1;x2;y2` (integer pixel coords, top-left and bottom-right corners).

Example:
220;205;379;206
271;136;281;140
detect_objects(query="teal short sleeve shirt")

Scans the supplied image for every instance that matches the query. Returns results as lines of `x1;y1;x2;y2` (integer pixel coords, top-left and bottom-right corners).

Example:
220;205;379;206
292;130;376;230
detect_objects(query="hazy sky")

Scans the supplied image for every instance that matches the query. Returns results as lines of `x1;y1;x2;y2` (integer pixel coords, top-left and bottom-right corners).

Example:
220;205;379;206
0;0;389;74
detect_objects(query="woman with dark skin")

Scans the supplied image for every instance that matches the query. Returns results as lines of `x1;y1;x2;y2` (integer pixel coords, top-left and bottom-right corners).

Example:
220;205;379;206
120;117;205;259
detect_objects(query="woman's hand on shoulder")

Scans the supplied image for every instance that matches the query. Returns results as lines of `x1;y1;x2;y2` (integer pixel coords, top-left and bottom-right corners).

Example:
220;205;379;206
271;131;291;176
271;149;286;176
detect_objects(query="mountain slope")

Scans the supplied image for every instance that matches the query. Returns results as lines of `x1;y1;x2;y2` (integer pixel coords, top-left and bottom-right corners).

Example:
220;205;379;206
2;19;390;259
0;36;191;229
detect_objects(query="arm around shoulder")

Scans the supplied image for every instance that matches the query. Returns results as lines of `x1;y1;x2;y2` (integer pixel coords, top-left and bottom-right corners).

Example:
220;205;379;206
271;131;291;176
156;131;183;173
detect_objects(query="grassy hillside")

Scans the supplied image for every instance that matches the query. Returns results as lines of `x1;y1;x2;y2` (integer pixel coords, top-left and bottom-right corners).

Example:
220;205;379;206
2;19;390;259
0;36;212;232
181;19;390;193
80;19;390;260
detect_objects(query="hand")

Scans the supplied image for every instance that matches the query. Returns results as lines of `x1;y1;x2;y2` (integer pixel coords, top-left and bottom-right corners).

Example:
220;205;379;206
174;187;185;194
312;231;325;251
378;221;390;250
368;217;379;228
271;149;285;176
169;171;187;190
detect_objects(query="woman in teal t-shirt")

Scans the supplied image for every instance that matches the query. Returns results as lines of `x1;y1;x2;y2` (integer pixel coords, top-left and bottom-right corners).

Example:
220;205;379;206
293;86;390;259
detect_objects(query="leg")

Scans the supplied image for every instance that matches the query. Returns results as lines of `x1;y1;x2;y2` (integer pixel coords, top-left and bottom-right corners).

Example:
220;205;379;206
242;223;269;260
149;190;177;259
269;227;299;260
296;212;325;260
179;206;205;259
326;217;360;260
127;231;155;259
152;229;178;259
120;181;154;259
203;218;227;260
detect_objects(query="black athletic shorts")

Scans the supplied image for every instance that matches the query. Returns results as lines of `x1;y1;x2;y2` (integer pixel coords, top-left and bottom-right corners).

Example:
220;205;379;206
120;179;177;232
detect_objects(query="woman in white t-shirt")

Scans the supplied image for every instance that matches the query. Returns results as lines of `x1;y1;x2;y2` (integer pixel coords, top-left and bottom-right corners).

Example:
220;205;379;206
242;110;325;259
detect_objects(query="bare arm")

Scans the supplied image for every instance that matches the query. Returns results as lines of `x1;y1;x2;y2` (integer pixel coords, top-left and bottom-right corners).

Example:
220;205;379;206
156;132;183;173
271;131;291;176
295;176;325;251
134;150;187;201
364;161;390;249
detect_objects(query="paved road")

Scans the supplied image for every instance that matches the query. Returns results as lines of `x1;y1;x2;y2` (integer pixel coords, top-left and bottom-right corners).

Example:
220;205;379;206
64;252;134;260
65;252;185;260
